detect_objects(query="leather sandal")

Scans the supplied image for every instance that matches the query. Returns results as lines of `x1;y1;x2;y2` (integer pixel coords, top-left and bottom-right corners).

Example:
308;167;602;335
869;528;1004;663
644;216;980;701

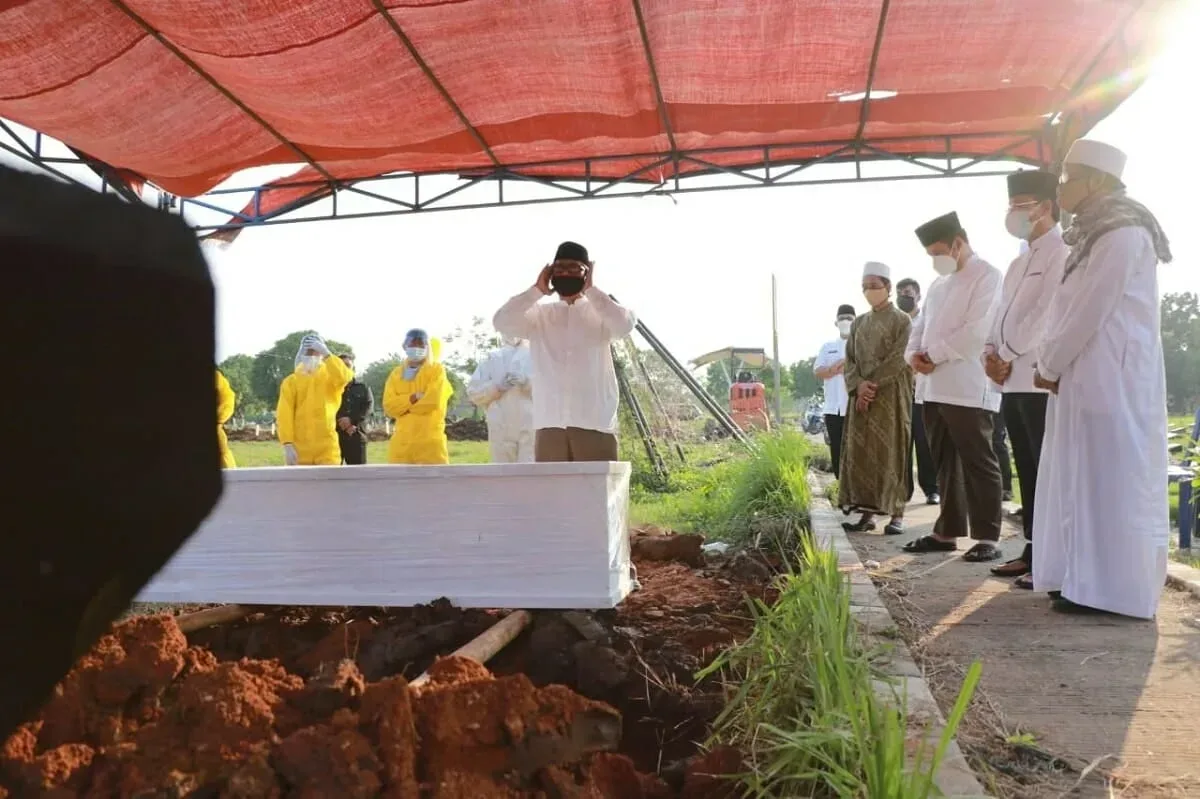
962;543;1002;562
990;558;1030;577
902;535;957;553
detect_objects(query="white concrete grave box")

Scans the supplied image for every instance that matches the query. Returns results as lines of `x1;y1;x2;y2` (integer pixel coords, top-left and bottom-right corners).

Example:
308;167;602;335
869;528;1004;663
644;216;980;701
136;461;633;609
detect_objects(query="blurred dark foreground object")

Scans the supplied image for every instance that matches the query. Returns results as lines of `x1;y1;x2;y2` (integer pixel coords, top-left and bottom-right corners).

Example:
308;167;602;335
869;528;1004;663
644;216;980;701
0;165;223;739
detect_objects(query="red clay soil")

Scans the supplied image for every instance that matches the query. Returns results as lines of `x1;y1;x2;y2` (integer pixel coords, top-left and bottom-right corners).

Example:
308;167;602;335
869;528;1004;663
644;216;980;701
2;534;769;797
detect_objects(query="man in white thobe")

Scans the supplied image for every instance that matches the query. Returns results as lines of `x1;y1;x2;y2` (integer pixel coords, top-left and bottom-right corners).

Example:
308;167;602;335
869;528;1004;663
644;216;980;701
1033;139;1173;618
468;336;535;463
984;169;1069;589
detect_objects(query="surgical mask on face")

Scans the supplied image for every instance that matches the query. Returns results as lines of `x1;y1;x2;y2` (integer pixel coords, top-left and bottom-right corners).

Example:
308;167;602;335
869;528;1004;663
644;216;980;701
1005;208;1036;240
405;346;427;361
836;319;853;337
300;355;321;373
550;275;586;296
897;295;917;313
932;254;957;276
863;287;889;307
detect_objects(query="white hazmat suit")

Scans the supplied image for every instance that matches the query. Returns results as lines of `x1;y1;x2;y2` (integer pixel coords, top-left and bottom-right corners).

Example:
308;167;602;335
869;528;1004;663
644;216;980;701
468;336;534;463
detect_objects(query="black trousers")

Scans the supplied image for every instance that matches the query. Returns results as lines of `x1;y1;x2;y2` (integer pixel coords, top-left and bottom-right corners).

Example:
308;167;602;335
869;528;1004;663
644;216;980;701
992;412;1013;493
907;402;938;500
824;414;845;478
338;430;367;465
1001;393;1048;562
924;402;1003;542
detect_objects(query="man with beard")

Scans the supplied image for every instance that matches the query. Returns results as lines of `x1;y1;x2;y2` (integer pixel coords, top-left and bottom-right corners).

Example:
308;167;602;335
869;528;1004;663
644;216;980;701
1033;139;1173;618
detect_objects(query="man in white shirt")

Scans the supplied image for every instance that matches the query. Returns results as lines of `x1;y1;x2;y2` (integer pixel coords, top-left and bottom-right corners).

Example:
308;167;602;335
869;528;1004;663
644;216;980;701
1033;139;1172;618
896;278;939;505
812;303;855;477
984;169;1069;588
493;241;637;462
903;212;1005;562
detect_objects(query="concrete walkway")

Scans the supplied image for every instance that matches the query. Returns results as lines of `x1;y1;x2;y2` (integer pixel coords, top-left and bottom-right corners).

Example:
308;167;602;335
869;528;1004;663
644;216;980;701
844;497;1200;798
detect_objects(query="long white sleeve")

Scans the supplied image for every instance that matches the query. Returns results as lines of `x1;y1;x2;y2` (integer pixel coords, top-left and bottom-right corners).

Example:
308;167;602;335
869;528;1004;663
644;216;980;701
467;357;501;408
1037;227;1145;383
998;244;1068;363
493;287;543;339
905;309;926;361
586;288;637;339
925;267;1001;365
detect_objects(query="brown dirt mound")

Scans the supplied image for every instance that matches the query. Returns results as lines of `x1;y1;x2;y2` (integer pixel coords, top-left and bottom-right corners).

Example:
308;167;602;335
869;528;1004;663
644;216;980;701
4;537;768;797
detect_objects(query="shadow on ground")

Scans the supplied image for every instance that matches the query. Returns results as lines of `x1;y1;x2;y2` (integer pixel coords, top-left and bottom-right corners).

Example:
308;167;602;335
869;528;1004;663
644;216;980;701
836;491;1200;798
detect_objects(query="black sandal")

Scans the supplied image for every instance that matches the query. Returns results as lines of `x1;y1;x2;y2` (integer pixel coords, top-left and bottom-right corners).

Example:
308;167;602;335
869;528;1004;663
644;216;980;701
902;535;957;553
962;543;1002;562
842;520;876;533
1014;573;1034;590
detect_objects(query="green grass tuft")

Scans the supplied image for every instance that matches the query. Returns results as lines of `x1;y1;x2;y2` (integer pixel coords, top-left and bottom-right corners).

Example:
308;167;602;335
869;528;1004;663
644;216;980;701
699;536;981;798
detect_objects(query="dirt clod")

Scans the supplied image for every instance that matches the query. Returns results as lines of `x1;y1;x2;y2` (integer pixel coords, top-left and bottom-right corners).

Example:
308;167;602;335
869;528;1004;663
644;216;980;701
632;528;707;568
4;545;762;797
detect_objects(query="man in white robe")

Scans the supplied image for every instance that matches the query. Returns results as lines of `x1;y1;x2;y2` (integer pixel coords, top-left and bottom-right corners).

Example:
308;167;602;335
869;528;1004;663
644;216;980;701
1033;138;1174;618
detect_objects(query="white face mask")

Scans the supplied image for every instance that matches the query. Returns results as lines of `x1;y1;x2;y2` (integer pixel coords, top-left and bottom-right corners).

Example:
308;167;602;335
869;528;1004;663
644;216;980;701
299;355;321;373
1005;208;1038;240
405;346;428;361
836;319;853;337
932;254;958;276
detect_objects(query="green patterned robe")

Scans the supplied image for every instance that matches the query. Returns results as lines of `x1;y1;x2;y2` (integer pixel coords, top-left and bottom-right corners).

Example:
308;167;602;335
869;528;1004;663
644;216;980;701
837;303;914;516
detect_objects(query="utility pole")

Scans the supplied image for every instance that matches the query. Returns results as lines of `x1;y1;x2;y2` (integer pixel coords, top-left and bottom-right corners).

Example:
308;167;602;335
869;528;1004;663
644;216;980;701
771;274;783;425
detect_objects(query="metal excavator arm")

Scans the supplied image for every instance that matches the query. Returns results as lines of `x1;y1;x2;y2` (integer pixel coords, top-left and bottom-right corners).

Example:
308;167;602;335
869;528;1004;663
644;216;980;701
0;165;223;739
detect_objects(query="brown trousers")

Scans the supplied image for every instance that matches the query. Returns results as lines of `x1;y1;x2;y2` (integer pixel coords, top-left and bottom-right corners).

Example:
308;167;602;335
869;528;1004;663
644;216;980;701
923;402;1002;542
534;427;619;462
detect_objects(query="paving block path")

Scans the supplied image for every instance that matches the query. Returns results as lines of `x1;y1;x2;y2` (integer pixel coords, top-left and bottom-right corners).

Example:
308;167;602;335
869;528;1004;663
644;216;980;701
845;497;1200;798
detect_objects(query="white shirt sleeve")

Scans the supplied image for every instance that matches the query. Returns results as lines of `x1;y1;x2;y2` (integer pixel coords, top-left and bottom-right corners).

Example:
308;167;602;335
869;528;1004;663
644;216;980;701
493;287;543;339
905;310;926;361
925;267;1002;366
584;287;637;340
1036;227;1145;383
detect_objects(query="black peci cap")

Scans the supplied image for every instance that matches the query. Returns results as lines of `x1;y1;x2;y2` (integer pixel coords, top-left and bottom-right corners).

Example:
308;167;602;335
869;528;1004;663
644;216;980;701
554;241;589;263
915;212;962;247
837;304;856;317
1006;169;1058;200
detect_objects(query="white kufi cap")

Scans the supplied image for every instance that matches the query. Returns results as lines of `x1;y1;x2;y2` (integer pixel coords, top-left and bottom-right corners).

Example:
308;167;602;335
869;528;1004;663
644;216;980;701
862;261;891;280
1064;139;1127;180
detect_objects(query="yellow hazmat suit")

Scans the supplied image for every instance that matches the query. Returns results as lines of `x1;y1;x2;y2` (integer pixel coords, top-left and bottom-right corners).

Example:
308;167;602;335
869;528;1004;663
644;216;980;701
277;355;354;465
383;339;453;464
216;369;237;469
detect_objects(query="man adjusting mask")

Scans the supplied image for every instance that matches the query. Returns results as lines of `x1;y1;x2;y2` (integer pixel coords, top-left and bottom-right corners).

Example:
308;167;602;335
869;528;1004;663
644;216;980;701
468;334;535;463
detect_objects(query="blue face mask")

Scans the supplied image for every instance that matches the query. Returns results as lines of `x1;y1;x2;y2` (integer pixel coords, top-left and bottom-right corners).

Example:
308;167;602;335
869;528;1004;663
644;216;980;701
405;346;427;361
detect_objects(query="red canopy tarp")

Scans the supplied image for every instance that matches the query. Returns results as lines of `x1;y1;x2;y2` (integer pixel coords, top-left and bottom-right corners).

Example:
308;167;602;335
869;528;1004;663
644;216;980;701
0;0;1175;223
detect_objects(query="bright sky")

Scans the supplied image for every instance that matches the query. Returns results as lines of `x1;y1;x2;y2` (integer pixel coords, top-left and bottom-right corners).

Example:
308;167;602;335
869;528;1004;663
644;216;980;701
7;6;1200;370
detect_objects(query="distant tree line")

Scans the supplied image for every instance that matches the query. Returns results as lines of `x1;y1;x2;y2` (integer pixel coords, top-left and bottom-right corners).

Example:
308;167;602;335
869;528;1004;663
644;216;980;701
219;293;1200;424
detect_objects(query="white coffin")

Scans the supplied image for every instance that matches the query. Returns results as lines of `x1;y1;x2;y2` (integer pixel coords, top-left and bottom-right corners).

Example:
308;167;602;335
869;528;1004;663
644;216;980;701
136;462;632;609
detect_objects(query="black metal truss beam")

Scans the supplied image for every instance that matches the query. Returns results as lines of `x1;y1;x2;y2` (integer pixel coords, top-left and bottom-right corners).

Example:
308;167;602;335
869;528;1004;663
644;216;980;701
854;0;892;145
368;0;500;167
105;0;340;196
0;120;140;201
631;0;679;175
176;129;1049;233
